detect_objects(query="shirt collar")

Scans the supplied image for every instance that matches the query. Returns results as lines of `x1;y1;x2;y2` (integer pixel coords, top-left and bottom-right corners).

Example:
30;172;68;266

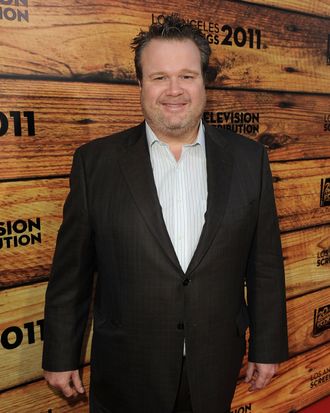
145;120;205;151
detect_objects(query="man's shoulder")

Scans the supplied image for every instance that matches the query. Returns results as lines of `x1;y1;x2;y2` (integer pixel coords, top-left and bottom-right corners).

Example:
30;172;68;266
76;122;145;157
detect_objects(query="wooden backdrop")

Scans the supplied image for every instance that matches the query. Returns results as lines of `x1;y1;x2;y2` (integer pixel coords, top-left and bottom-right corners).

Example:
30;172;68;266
0;1;329;412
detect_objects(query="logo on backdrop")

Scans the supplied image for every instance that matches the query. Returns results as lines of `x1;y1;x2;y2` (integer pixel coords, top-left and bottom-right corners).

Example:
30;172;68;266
320;178;330;207
203;111;260;135
324;114;330;132
0;111;35;137
0;218;42;249
230;404;252;413
313;304;330;336
151;14;262;49
310;367;330;389
316;248;329;267
0;319;44;350
0;0;29;23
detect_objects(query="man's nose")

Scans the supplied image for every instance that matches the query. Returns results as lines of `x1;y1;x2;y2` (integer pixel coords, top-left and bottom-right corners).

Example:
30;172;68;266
166;78;184;95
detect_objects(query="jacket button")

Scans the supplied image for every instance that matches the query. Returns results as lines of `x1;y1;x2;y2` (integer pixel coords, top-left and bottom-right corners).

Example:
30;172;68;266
182;278;191;286
177;322;184;330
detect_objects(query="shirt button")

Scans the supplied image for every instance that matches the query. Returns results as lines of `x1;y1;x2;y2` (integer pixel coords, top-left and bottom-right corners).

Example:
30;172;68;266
182;278;191;286
177;322;184;330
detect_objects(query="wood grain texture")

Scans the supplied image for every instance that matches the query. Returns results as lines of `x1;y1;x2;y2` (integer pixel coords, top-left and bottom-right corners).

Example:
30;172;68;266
0;366;92;413
206;89;330;162
241;0;330;17
0;80;143;180
0;282;92;392
232;342;330;413
282;225;330;299
0;283;47;391
272;159;330;232
1;171;330;291
1;342;329;413
286;287;330;356
0;0;329;93
1;79;329;180
0;178;68;288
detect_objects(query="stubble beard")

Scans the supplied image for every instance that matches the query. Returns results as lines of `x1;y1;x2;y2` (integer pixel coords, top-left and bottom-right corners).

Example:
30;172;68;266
142;98;206;140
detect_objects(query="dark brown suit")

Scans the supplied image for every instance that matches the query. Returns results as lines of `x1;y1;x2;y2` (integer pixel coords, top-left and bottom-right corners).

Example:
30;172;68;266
43;122;288;413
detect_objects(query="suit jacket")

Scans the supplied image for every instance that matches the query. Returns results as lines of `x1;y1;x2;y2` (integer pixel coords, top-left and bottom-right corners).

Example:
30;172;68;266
43;122;288;413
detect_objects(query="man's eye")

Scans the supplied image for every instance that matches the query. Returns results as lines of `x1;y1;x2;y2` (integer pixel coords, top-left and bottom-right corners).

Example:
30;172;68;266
154;76;165;81
182;75;193;79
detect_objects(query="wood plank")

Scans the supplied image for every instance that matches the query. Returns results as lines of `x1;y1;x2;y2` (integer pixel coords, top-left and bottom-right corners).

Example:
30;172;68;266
286;288;330;356
272;159;330;232
1;169;330;290
0;1;329;93
1;79;330;180
241;0;330;18
0;283;47;391
0;178;68;288
282;225;330;299
1;343;329;413
232;343;330;413
0;80;143;180
206;90;330;162
0;367;91;413
0;282;92;391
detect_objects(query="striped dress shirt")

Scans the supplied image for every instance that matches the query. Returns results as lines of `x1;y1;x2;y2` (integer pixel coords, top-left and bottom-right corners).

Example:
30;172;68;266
145;121;208;355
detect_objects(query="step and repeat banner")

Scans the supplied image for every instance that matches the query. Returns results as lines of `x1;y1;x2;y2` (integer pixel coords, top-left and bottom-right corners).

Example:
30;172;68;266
0;1;330;412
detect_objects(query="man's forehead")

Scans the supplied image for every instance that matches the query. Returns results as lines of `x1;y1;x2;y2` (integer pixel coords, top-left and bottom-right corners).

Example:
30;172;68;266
143;38;198;51
140;38;202;70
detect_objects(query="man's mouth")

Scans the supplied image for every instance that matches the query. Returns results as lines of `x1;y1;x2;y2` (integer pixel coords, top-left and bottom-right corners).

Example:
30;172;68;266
161;102;188;111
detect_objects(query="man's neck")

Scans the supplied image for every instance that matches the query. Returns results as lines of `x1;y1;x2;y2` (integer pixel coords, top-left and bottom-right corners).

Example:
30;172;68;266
147;121;202;161
149;122;200;145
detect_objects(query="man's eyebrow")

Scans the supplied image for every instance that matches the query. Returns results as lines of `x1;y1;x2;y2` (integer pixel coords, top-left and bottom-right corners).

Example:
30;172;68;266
148;69;200;76
180;70;200;74
148;72;166;76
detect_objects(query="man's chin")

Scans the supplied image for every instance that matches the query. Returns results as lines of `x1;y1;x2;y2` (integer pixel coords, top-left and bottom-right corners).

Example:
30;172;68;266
145;114;200;137
162;118;194;131
161;124;192;137
166;122;186;130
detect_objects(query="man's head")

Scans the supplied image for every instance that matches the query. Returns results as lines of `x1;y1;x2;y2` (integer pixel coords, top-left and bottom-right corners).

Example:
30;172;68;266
131;14;211;142
131;14;211;84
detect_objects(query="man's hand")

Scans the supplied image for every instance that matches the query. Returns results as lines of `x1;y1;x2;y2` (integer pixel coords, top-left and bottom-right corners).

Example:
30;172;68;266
244;362;278;391
44;369;85;398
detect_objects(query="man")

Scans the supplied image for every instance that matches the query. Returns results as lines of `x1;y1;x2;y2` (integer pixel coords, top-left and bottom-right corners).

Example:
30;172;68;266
43;14;288;413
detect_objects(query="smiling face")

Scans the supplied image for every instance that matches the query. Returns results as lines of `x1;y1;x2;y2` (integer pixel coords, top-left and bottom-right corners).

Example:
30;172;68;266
139;39;207;143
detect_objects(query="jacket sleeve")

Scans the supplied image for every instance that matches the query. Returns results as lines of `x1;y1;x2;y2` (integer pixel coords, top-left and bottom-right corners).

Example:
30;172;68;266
42;148;95;371
246;146;289;363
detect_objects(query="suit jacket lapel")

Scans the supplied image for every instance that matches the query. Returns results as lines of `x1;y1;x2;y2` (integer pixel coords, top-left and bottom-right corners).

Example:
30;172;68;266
118;122;233;276
118;123;183;273
186;124;234;275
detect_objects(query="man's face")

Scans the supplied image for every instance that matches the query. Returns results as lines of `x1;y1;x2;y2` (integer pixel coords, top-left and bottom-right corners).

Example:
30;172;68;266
139;39;206;141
